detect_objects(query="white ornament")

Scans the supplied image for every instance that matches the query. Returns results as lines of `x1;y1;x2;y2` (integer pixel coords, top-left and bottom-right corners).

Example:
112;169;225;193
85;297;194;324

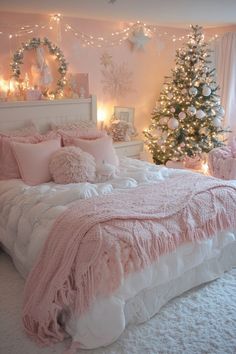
202;85;211;97
213;117;222;128
217;106;225;117
196;109;206;119
178;111;186;120
168;118;179;130
210;82;217;90
187;106;196;116
170;107;175;113
181;88;187;94
188;87;198;96
167;92;173;99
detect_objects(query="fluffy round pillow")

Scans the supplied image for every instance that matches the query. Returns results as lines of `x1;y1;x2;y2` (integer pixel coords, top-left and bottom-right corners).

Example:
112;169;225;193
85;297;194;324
49;146;96;184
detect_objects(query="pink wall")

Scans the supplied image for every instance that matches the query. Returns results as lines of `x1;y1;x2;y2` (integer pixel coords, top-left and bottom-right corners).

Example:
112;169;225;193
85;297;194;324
0;11;235;135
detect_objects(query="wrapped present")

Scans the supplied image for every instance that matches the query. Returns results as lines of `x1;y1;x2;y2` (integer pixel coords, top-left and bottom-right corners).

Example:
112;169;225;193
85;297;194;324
208;140;236;180
26;88;42;101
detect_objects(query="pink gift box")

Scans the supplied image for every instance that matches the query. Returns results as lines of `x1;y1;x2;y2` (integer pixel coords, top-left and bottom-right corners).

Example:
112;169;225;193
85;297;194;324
26;89;42;101
208;142;236;180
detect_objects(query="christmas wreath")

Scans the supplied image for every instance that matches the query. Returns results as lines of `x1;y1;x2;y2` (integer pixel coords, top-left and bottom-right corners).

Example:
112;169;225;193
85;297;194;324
11;37;68;96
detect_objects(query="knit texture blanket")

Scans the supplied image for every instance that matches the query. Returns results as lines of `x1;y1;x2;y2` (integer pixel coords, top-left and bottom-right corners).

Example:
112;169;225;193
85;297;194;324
22;172;236;346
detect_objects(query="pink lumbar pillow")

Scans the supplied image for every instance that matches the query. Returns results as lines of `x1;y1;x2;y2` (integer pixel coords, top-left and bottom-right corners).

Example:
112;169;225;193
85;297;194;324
63;136;119;166
59;128;107;142
49;146;96;184
11;139;61;186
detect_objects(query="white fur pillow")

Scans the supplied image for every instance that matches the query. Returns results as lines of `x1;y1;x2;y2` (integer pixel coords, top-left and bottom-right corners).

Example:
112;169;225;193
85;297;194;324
49;146;96;184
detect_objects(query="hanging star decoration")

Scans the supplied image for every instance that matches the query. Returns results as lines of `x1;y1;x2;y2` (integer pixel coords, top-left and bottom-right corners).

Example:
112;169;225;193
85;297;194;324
100;52;113;68
129;26;151;50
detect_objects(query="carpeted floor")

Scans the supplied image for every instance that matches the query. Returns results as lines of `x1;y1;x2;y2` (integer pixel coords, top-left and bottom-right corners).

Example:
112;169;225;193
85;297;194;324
0;251;236;354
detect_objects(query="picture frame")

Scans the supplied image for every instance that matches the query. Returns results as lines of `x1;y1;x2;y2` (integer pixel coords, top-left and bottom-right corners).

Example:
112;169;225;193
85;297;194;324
114;106;135;125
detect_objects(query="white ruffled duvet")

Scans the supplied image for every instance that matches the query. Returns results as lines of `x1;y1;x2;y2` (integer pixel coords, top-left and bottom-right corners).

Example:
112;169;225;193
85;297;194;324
0;158;236;349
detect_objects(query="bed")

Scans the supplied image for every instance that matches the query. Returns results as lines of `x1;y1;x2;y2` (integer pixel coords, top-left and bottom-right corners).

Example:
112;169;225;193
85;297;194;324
0;98;236;352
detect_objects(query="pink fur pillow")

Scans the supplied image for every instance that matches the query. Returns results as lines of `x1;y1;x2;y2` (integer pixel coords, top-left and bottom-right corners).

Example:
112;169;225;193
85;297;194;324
63;136;119;166
11;139;61;186
49;147;96;184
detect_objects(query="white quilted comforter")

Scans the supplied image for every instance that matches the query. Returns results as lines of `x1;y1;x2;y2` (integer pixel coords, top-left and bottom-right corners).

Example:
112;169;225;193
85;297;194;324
0;158;170;277
1;158;236;350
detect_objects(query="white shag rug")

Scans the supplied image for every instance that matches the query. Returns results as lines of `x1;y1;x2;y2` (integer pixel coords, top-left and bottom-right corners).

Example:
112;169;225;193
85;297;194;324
0;252;236;354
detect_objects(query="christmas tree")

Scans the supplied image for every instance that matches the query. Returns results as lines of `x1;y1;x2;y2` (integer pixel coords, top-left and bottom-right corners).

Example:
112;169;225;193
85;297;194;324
143;25;228;165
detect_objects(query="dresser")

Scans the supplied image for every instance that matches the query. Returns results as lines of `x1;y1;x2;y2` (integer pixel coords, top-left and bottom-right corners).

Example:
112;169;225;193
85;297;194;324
113;140;144;159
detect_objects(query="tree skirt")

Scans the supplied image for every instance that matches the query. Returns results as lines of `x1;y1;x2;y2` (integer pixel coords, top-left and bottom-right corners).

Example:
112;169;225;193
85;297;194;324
0;252;235;354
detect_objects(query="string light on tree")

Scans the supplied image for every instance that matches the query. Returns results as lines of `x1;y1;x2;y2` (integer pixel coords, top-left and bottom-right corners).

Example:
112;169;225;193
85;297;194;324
143;25;229;165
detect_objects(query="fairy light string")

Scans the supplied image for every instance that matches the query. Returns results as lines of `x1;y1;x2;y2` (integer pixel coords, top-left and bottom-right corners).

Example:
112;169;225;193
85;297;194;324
0;15;221;48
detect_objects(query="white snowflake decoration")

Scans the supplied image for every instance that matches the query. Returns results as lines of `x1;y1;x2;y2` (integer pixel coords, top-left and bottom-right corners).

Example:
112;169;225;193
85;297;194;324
101;62;133;98
100;52;113;68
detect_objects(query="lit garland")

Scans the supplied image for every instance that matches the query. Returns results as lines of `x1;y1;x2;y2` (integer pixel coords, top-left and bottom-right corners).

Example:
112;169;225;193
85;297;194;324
10;37;68;96
1;15;221;47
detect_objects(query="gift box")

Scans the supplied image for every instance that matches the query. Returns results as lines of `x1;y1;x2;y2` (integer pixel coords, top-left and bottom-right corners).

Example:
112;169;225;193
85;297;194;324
208;140;236;180
26;88;42;101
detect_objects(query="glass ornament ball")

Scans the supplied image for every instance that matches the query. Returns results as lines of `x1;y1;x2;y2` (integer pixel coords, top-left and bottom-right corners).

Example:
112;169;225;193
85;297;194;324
170;107;175;113
217;106;225;117
196;109;206;119
181;88;187;94
212;117;222;128
168;118;179;130
189;87;198;96
202;85;211;97
178;111;186;120
159;117;169;125
187;106;197;116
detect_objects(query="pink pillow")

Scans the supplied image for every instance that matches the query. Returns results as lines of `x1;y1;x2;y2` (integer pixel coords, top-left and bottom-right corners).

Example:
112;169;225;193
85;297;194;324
11;139;61;186
49;147;96;184
0;122;38;137
59;128;107;142
0;135;40;180
0;132;61;181
63;136;119;166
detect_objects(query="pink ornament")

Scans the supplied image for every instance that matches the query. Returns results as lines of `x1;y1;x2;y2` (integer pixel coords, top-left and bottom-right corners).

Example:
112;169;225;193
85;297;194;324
178;112;186;120
168;118;179;130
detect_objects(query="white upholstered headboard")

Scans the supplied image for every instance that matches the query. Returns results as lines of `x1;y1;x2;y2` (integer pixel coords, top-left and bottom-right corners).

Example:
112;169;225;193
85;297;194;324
0;96;97;133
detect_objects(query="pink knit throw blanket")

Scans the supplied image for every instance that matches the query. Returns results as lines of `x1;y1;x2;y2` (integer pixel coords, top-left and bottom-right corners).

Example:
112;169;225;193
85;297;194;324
23;172;236;345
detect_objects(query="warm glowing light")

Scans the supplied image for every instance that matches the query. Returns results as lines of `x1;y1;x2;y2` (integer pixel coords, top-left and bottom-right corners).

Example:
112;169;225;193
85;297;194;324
9;79;16;92
201;162;209;175
98;107;107;122
97;106;108;129
0;78;9;93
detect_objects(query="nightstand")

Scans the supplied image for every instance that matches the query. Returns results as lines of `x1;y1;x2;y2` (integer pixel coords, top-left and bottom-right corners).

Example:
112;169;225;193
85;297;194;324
113;140;144;159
